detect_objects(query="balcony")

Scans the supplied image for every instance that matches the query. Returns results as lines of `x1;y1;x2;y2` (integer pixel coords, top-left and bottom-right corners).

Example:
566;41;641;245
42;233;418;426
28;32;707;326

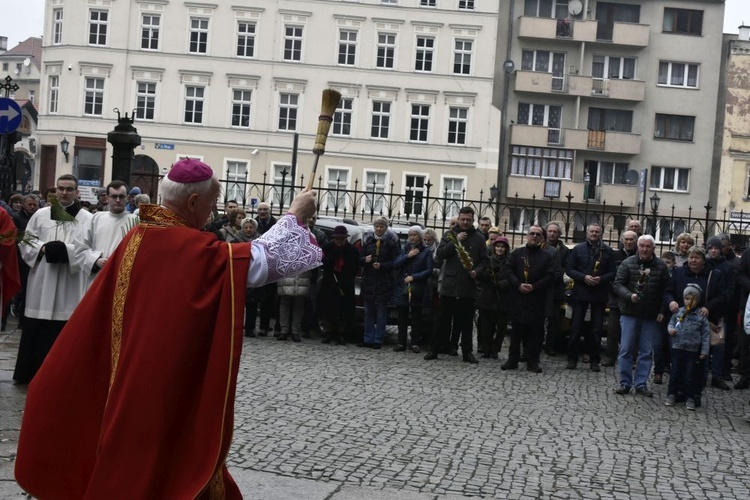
506;175;639;206
566;76;645;101
514;70;569;94
510;125;641;155
595;22;650;47
517;16;598;43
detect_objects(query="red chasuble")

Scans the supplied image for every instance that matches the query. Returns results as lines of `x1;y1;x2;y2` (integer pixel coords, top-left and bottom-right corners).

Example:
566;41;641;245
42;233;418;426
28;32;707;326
15;205;250;499
0;208;20;308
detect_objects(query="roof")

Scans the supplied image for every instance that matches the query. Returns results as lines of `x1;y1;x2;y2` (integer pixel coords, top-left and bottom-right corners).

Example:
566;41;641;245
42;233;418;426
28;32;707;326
0;37;42;68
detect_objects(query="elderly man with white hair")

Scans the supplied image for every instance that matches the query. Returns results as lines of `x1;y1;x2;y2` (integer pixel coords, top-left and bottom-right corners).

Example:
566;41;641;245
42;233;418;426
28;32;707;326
16;158;321;499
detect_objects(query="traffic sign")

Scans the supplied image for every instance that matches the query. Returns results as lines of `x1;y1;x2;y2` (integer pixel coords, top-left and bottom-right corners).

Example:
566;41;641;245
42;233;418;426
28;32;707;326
0;98;22;135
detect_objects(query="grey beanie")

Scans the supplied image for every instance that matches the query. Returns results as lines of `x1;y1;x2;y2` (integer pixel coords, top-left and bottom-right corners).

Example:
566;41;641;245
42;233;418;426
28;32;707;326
705;236;723;249
683;283;702;302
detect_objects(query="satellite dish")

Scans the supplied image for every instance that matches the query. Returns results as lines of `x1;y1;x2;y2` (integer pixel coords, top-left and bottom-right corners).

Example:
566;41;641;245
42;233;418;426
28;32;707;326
23;58;31;67
569;0;583;16
625;169;640;185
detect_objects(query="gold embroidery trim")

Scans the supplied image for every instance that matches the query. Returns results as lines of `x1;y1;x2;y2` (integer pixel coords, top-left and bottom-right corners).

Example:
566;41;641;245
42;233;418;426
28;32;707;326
139;204;191;228
108;229;145;393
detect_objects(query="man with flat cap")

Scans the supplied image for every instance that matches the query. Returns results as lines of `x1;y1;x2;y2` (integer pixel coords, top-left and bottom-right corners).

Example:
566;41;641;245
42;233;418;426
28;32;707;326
15;159;322;499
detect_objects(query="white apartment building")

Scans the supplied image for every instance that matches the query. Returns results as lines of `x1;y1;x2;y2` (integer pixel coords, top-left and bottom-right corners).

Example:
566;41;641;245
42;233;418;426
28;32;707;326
494;0;725;228
36;0;500;217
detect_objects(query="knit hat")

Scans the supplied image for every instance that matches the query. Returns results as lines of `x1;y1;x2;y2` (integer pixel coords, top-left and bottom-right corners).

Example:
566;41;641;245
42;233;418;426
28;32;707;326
683;283;702;302
705;236;723;250
494;236;510;249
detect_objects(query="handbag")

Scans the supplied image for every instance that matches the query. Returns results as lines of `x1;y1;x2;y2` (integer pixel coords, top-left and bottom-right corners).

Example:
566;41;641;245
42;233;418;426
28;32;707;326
706;271;726;346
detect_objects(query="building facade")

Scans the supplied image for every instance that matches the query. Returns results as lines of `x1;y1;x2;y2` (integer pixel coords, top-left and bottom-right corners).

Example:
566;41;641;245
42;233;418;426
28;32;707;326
493;0;725;233
36;0;500;217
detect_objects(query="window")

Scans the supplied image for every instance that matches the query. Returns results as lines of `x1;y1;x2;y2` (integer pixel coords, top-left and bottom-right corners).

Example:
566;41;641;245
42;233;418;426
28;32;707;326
184;86;205;124
415;36;435;72
442;177;465;218
510;146;573;179
421;0;437;6
77;147;105;185
596;2;641;40
278;93;298;131
272;164;294;207
237;22;256;58
338;30;357;66
333;97;353;136
404;174;427;217
587;108;633;133
376;33;396;69
658;62;699;89
226;161;248;203
84;77;104;116
141;14;160;50
592;55;636;80
284;25;303;61
326;168;350;211
48;76;59;114
586;160;629;185
654;114;694;142
524;0;572;19
1;63;5;72
459;0;475;10
381;0;398;3
521;50;566;90
231;90;251;128
89;10;108;46
448;107;468;145
453;39;473;75
663;8;703;35
364;171;387;213
650;166;689;192
136;82;156;120
371;101;391;139
410;104;430;142
517;103;562;144
189;17;209;54
53;8;63;45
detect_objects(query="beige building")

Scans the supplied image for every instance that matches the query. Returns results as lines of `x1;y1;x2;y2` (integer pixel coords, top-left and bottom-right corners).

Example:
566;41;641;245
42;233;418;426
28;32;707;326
493;0;725;233
36;0;501;218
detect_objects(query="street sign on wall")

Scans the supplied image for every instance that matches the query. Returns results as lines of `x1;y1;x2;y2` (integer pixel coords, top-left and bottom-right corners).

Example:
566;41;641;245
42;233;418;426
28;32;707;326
0;98;22;134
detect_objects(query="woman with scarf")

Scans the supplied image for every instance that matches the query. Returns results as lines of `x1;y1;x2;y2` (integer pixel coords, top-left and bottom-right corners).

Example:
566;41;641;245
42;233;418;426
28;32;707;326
477;237;511;359
218;208;247;243
392;226;433;353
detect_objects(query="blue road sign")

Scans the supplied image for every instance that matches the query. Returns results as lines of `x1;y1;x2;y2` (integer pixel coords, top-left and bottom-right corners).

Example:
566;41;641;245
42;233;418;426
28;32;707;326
0;98;22;135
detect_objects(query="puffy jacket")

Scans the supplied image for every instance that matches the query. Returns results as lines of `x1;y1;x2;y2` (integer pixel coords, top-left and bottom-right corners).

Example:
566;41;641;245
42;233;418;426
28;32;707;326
278;271;312;297
391;241;434;307
566;240;615;303
436;226;489;299
360;230;401;302
608;247;636;308
663;262;727;324
613;254;670;318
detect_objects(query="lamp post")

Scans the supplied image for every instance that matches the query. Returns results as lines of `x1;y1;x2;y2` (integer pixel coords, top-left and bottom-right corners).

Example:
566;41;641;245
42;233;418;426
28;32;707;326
59;137;70;162
649;192;661;237
107;109;141;184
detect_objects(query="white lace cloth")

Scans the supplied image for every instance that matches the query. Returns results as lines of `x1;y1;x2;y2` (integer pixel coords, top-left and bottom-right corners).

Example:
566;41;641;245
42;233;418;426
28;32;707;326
246;214;322;287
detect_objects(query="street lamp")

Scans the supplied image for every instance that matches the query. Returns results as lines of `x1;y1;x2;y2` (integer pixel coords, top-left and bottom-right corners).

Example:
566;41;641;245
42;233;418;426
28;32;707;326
488;184;500;226
650;192;661;237
60;137;69;163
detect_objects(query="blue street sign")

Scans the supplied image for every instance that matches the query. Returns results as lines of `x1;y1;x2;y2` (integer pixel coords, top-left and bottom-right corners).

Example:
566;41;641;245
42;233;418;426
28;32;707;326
0;98;22;135
155;143;174;150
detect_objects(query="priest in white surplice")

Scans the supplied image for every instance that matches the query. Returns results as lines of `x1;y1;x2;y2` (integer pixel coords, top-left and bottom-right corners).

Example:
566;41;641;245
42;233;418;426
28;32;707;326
13;174;93;384
75;181;138;291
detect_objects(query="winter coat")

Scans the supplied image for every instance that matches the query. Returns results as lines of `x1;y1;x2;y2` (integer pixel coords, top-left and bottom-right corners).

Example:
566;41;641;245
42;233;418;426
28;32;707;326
663;262;727;324
545;240;570;303
360;230;401;303
668;308;710;355
566;240;615;303
436;226;489;299
608;247;636;308
278;271;312;297
476;254;511;311
707;255;737;315
219;224;250;243
255;215;277;235
613;254;670;318
318;241;359;322
391;241;434;307
505;244;555;323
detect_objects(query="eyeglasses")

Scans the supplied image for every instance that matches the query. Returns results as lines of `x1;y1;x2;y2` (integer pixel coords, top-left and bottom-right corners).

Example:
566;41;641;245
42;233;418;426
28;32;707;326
56;186;76;193
528;231;543;238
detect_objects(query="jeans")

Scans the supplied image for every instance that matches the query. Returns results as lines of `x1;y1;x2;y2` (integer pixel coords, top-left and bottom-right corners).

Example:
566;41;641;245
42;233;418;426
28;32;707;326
618;315;660;389
568;301;605;365
364;300;388;345
710;343;725;380
668;348;701;401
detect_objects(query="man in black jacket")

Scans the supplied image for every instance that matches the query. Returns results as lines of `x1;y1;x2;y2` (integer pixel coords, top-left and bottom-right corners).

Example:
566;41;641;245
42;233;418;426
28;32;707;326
543;221;570;355
502;225;555;373
566;223;615;372
425;206;488;364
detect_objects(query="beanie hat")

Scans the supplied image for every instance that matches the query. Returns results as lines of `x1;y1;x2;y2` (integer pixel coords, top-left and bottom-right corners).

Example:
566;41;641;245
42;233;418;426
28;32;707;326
683;283;702;302
705;236;723;250
494;236;510;249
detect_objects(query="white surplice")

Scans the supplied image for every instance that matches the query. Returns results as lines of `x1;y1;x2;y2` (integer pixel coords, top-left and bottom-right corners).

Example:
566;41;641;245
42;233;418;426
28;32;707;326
75;211;138;290
21;207;93;321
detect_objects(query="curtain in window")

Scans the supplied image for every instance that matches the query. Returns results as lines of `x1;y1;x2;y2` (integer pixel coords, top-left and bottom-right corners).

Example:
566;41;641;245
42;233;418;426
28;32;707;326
535;51;550;72
518;103;530;125
608;57;621;79
671;63;685;86
521;51;534;70
532;105;546;126
677;169;689;191
592;56;605;78
663;168;675;190
548;106;561;128
623;59;635;79
650;167;662;189
658;62;669;84
687;65;698;86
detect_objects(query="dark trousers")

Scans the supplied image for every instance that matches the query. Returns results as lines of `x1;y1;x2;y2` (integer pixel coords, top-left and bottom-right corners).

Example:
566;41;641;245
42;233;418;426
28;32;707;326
654;320;672;375
432;296;474;355
478;309;507;356
544;299;564;352
509;320;544;364
738;330;750;379
258;283;277;331
244;297;258;334
723;309;739;377
397;305;423;346
605;307;622;361
13;318;66;384
568;301;605;365
668;348;701;401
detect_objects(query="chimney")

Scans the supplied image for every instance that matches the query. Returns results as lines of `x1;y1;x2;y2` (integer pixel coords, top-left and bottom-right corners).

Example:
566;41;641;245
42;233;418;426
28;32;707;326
740;25;750;42
0;37;7;54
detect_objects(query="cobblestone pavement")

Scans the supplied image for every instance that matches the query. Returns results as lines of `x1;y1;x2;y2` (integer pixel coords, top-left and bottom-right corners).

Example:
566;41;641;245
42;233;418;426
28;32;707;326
3;325;750;498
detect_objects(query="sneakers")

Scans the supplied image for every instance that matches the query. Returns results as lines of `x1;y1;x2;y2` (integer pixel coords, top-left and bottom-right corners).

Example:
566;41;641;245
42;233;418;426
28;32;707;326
635;387;654;398
615;385;632;395
664;395;676;407
686;398;696;411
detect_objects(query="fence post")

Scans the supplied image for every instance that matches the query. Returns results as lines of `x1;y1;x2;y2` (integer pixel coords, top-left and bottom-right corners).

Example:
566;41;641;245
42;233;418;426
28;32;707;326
564;191;574;242
703;202;713;243
424;180;432;228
